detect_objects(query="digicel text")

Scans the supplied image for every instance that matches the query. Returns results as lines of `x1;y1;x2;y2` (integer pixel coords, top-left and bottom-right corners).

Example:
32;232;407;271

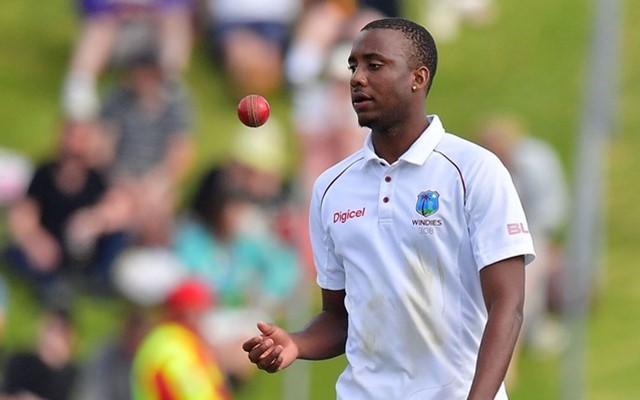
333;207;366;224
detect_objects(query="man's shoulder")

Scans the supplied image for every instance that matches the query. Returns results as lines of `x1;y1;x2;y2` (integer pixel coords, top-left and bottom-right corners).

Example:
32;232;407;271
435;132;502;169
33;160;57;175
6;352;43;369
27;161;57;193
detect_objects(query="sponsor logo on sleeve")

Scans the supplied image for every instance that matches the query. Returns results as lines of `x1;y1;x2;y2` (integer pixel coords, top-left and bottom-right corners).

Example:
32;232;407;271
507;222;530;235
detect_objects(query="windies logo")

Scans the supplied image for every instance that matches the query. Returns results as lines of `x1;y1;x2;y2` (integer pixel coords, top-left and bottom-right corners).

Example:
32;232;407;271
416;190;439;217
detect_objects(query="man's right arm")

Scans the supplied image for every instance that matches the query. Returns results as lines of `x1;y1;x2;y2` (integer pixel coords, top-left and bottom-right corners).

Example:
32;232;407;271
7;198;60;270
294;288;348;360
243;288;347;373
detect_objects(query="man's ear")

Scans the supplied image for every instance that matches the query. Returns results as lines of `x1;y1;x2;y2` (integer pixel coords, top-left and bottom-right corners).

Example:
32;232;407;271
412;66;430;91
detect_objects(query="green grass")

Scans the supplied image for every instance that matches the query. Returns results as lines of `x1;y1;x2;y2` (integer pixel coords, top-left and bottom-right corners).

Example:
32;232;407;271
1;0;639;399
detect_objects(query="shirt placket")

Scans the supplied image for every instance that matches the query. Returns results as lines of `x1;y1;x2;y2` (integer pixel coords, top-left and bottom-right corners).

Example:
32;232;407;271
379;163;396;224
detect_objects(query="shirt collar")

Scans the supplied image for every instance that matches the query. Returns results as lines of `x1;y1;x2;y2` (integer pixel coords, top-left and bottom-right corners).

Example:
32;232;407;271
361;114;446;167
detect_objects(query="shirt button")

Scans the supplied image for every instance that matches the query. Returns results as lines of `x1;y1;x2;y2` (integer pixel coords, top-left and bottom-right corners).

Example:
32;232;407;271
385;176;391;182
383;197;389;203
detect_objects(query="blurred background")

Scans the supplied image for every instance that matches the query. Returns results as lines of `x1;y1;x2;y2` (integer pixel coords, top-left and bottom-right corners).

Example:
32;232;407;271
0;0;638;399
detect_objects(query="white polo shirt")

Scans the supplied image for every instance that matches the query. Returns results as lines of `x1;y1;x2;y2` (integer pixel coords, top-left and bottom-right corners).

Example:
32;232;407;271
309;115;535;400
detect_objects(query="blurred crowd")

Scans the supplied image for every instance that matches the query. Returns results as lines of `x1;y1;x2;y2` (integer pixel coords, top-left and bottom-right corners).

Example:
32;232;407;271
0;0;573;399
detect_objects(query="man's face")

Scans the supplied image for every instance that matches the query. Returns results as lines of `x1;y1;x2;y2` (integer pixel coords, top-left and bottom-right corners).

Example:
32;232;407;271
130;65;163;95
348;29;414;131
60;120;97;163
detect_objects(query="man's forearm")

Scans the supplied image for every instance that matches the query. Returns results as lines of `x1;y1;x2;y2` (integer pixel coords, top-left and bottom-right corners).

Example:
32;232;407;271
292;310;348;361
468;305;523;399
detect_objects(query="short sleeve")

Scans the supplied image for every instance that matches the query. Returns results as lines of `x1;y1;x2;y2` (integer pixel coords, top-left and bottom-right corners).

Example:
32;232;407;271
309;180;345;290
466;153;536;269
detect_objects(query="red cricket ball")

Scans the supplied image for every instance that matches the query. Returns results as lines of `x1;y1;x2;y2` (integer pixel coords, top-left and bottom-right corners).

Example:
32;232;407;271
237;94;270;128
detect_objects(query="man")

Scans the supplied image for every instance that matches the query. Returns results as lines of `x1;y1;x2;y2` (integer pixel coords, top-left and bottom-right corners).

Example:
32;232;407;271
476;115;569;384
4;119;127;302
1;308;78;400
99;51;195;247
242;18;535;399
131;279;230;400
62;0;195;120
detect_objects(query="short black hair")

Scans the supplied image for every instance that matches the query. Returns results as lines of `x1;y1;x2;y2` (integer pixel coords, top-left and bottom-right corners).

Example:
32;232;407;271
191;166;231;234
191;164;253;235
361;18;438;92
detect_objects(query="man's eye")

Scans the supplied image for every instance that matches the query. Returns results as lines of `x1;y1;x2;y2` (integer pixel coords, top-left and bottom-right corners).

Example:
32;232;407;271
369;63;381;70
348;65;356;73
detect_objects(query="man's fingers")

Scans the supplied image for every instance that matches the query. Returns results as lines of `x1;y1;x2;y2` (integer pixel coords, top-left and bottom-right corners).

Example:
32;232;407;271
258;345;283;372
242;336;263;352
265;355;284;373
257;321;276;336
247;338;275;364
244;323;288;373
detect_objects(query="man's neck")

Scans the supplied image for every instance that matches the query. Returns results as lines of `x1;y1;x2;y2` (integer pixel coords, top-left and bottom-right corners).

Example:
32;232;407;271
372;115;430;164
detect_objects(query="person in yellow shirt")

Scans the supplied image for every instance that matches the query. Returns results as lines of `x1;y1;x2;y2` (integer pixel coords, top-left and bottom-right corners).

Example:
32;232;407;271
131;279;231;400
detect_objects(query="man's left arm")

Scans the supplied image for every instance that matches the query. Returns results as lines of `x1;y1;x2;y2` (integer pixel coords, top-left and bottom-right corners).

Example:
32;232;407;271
468;255;525;400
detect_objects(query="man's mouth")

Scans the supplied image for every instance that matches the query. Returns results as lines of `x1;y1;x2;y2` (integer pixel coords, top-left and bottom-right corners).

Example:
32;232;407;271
352;92;372;110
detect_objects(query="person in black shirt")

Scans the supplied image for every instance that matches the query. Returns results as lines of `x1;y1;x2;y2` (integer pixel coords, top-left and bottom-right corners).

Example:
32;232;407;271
4;119;128;302
0;308;78;400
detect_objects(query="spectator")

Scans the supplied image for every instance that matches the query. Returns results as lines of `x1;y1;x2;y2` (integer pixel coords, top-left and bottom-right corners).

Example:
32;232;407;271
0;307;78;400
175;164;300;314
4;120;128;303
131;279;231;400
476;115;569;354
283;0;397;89
201;0;302;96
98;50;195;247
63;0;196;120
173;164;301;386
283;0;356;89
225;121;292;234
75;308;151;400
476;115;569;386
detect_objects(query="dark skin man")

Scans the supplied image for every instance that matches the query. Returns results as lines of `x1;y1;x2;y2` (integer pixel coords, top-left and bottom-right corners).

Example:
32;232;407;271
243;18;530;400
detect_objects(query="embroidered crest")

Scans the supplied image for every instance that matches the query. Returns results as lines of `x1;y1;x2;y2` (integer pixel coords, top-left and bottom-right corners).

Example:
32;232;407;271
416;191;439;217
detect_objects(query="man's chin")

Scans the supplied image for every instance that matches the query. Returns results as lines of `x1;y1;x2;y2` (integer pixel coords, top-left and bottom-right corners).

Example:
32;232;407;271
356;115;374;129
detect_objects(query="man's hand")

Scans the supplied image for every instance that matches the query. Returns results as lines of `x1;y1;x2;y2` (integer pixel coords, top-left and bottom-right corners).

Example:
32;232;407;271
23;231;61;272
242;321;299;373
